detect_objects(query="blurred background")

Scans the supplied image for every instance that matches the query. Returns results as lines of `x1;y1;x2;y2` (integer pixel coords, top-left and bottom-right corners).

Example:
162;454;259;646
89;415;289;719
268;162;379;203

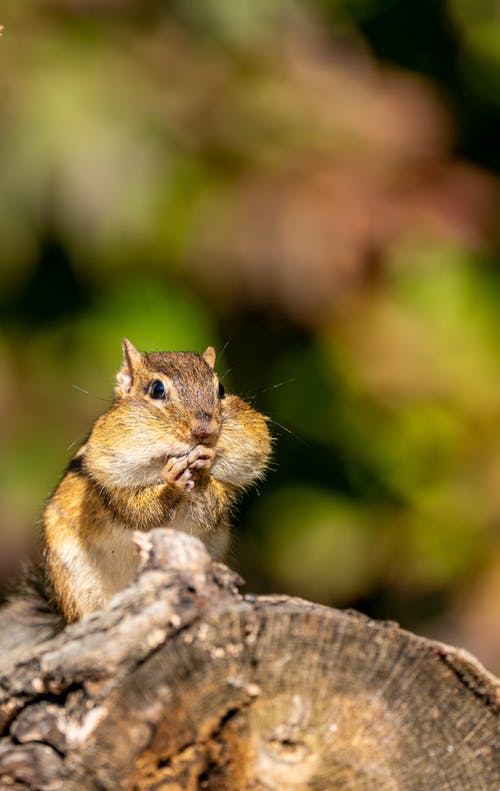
2;0;500;672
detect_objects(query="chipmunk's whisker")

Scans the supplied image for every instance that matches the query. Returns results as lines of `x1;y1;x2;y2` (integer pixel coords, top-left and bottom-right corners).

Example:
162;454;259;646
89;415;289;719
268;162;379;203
267;418;309;446
219;340;230;359
258;378;296;394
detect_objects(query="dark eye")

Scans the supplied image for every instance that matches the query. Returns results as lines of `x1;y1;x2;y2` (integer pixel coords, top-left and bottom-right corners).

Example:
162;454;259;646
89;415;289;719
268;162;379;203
218;381;225;399
149;380;166;400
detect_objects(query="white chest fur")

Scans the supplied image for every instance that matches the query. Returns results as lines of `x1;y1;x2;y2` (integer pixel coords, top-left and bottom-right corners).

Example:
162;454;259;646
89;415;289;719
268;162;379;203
56;524;140;618
55;509;227;618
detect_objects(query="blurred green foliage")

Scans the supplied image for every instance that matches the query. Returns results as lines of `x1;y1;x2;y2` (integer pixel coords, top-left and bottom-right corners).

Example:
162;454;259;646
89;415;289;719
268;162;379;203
2;0;500;671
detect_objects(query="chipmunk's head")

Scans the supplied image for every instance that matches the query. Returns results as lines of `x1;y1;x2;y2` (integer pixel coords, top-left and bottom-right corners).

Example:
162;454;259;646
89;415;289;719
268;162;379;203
115;338;224;450
86;339;229;488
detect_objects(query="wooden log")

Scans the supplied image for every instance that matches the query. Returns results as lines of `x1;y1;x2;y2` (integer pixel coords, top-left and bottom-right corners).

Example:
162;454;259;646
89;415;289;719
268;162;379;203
0;528;498;790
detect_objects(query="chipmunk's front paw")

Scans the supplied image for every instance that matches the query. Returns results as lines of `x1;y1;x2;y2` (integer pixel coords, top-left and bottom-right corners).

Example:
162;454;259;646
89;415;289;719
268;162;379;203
162;455;195;493
162;446;215;493
187;444;216;471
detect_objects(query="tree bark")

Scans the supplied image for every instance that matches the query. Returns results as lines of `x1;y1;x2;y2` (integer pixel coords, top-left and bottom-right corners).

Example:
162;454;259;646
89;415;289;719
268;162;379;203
0;528;498;790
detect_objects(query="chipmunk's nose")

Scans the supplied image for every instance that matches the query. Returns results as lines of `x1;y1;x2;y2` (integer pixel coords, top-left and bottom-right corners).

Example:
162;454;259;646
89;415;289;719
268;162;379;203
191;412;219;444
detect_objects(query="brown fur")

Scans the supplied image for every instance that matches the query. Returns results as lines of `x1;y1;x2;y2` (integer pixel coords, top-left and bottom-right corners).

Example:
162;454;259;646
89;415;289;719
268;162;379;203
43;341;271;623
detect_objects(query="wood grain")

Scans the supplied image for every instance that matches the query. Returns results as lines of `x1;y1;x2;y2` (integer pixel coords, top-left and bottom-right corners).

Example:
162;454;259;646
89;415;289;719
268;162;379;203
0;529;498;790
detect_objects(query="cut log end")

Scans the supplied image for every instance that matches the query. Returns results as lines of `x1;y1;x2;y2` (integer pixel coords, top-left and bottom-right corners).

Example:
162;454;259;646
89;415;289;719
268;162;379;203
0;528;498;790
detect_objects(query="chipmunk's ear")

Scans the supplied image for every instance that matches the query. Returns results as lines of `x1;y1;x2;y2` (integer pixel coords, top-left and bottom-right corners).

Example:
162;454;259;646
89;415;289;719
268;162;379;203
202;346;216;369
116;338;142;397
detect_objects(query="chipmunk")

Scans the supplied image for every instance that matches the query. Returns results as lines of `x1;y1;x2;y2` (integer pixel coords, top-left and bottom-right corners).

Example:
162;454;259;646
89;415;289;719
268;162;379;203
41;340;271;623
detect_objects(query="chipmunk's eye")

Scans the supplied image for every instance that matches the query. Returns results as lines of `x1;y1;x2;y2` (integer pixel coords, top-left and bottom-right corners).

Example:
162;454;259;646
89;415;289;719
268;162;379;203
218;381;225;399
149;380;166;400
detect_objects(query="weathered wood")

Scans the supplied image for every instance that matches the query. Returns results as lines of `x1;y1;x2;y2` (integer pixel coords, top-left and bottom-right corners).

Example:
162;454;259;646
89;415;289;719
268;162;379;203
0;529;498;790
